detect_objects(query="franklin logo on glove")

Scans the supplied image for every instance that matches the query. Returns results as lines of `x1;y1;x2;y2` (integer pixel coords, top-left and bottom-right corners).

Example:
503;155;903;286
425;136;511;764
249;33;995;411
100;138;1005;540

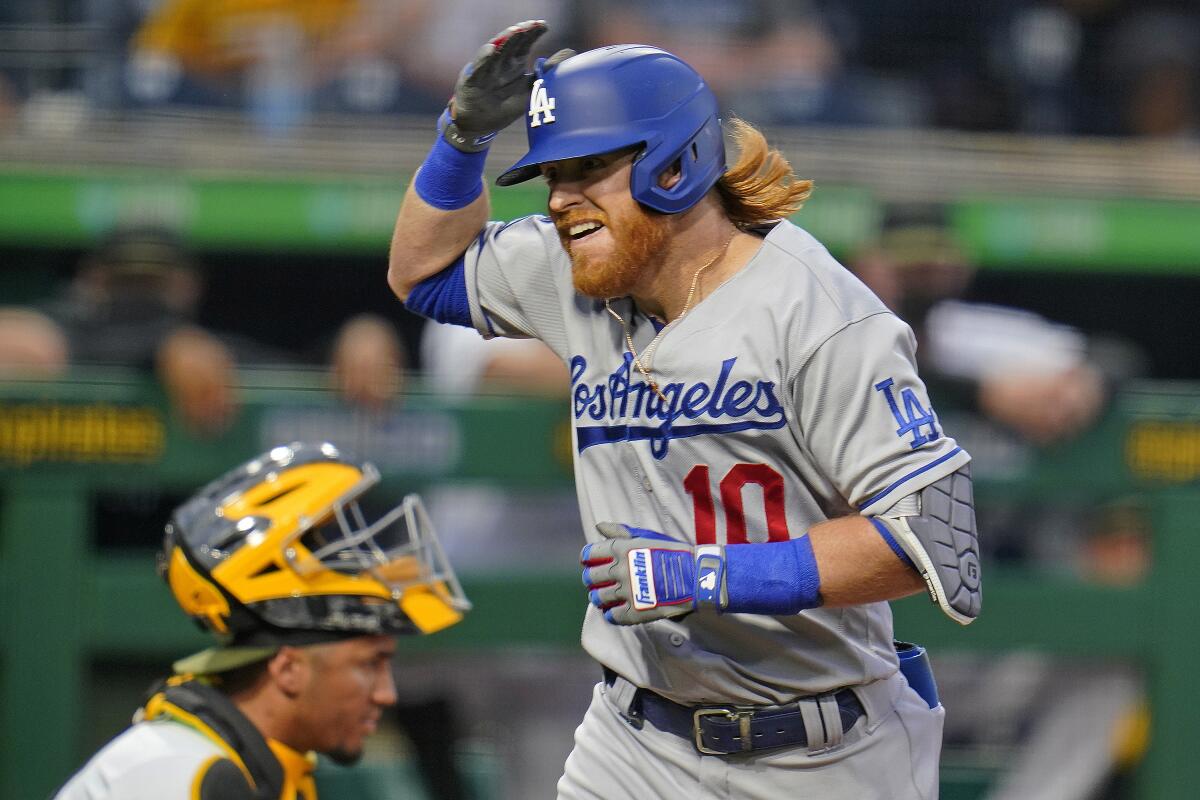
630;549;655;608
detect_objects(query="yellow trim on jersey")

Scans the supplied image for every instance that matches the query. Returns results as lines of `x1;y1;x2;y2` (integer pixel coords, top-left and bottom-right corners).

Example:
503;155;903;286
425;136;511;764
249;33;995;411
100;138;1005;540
266;738;318;800
143;693;256;789
190;754;224;800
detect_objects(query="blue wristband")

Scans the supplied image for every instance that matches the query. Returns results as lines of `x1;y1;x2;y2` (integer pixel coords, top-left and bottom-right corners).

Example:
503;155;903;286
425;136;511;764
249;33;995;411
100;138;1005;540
723;536;822;615
412;114;489;210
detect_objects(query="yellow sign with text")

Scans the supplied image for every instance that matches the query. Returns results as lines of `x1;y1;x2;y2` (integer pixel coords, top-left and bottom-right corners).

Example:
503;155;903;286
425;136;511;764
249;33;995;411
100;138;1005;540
0;403;165;466
1125;421;1200;482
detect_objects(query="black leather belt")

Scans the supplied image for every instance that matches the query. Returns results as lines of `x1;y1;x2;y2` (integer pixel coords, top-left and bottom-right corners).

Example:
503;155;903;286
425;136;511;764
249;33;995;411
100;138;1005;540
603;668;865;755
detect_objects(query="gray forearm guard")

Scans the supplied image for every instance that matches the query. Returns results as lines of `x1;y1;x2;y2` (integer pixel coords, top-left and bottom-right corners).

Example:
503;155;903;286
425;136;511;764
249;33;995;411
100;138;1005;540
876;465;981;625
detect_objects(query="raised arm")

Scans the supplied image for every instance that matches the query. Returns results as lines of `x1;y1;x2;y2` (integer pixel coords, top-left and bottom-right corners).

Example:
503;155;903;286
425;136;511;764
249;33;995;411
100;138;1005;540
388;179;489;302
388;20;556;301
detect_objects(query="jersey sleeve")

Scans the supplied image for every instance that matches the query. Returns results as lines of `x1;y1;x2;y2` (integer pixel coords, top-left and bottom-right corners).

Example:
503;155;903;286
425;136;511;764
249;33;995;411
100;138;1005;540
792;312;970;517
461;215;571;352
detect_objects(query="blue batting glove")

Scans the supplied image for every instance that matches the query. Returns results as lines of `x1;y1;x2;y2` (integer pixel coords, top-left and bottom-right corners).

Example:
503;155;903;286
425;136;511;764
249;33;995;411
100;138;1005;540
580;522;726;625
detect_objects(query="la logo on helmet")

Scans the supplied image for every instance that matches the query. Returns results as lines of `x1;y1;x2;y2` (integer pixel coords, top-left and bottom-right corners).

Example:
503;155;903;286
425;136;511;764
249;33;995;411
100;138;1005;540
529;79;556;127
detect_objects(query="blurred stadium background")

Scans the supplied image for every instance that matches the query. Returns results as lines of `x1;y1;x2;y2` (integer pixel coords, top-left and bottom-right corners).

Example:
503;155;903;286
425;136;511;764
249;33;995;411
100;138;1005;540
2;1;1199;798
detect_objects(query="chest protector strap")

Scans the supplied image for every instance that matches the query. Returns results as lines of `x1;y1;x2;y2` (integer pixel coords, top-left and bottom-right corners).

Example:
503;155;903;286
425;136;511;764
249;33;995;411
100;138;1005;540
141;679;286;799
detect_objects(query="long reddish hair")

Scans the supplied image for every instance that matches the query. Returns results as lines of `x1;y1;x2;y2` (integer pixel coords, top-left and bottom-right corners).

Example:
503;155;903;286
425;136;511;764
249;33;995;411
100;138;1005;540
716;118;813;227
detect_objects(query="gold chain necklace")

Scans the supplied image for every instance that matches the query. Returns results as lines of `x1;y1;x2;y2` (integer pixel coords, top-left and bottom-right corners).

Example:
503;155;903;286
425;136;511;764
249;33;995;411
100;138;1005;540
604;232;736;403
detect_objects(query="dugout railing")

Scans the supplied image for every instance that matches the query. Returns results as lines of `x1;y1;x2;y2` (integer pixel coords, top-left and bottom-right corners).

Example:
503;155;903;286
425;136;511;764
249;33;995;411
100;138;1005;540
1;369;1198;799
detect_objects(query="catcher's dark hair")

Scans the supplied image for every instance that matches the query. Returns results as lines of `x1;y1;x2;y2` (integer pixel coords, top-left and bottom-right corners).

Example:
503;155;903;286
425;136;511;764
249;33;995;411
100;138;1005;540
213;659;271;697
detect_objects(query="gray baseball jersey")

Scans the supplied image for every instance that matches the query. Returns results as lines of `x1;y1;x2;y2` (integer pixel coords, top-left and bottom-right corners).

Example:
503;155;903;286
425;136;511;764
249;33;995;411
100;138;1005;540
456;216;969;706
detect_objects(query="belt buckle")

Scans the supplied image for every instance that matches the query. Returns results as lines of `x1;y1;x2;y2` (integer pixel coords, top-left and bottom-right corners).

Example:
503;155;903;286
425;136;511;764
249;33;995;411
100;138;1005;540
693;706;755;755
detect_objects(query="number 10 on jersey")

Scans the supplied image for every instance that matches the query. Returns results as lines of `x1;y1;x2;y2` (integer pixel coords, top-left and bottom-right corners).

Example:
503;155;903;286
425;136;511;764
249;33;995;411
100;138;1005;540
683;464;790;545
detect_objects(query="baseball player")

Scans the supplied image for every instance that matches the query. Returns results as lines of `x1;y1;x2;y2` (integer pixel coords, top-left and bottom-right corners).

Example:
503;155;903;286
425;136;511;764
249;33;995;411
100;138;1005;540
389;21;981;799
54;441;469;800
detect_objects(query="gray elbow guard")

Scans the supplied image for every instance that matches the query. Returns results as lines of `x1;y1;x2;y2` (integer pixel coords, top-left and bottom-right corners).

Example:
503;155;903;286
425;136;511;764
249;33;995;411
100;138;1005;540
877;465;981;624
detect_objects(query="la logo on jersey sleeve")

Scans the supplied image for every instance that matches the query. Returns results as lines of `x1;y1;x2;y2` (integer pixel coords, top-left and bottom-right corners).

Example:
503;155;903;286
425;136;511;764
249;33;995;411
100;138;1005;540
529;79;556;127
874;377;939;449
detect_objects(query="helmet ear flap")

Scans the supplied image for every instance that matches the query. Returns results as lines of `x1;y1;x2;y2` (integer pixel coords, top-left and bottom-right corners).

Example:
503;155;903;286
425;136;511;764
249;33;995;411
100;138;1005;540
166;546;233;635
631;114;726;214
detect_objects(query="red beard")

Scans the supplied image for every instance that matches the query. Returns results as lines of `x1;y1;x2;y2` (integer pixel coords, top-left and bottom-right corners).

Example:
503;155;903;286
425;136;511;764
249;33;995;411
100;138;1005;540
555;205;671;299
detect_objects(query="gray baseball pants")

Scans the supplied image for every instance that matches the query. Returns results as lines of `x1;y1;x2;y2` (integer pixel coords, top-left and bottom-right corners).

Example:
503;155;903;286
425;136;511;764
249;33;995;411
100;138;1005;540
557;670;943;800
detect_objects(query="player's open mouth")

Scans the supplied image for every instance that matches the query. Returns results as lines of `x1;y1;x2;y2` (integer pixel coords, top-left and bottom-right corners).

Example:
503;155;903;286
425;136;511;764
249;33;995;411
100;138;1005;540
568;221;604;241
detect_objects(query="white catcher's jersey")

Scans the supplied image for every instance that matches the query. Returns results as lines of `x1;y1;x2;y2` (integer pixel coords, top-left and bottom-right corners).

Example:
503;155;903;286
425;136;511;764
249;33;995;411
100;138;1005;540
54;719;228;800
460;217;970;705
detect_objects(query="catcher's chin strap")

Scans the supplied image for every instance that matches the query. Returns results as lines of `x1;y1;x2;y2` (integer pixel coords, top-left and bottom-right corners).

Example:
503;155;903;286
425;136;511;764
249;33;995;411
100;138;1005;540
872;465;981;625
140;677;287;799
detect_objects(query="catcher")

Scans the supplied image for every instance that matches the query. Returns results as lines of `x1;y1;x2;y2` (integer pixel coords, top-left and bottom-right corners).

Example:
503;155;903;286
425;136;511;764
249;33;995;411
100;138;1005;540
53;441;470;800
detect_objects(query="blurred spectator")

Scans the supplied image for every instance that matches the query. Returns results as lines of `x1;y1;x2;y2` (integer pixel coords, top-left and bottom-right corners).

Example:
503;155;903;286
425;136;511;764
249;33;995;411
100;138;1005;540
0;0;1188;136
0;227;407;434
990;0;1200;138
848;210;1150;571
996;3;1086;134
400;0;575;105
1104;8;1200;139
121;0;444;127
415;320;582;799
420;318;568;397
329;312;407;410
0;72;18;131
731;6;927;128
577;0;768;98
378;311;574;800
852;213;1151;799
829;0;1013;130
82;0;144;109
935;651;1146;800
851;220;1115;447
0;307;70;370
1078;495;1151;586
418;320;577;575
579;0;881;126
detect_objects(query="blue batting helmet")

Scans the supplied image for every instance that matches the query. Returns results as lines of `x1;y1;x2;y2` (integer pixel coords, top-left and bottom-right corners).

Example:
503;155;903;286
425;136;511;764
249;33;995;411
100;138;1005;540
496;45;726;214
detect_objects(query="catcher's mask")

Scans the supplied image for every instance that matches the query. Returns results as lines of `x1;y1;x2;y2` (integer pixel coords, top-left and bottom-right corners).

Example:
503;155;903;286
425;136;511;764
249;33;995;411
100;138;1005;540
496;44;726;214
160;442;469;672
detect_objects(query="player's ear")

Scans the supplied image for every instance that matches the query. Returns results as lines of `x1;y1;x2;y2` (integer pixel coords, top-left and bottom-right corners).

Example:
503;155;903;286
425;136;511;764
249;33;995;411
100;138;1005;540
658;159;683;190
267;646;312;697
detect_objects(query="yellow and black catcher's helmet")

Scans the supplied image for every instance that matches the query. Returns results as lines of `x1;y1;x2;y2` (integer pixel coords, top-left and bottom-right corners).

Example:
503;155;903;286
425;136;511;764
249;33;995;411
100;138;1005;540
160;442;469;651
